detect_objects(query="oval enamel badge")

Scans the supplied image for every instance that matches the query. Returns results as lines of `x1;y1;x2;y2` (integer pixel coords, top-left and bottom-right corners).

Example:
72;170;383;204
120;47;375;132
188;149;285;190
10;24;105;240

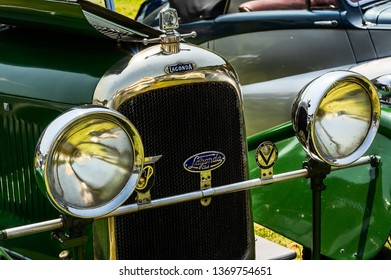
183;151;226;173
255;141;278;169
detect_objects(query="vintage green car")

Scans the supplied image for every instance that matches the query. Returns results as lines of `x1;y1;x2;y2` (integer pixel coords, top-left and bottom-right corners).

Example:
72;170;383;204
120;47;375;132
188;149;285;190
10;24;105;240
136;0;391;260
0;0;388;260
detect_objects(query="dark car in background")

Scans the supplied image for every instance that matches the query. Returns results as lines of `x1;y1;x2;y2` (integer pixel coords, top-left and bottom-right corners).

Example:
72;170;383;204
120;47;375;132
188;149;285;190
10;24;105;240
138;0;391;134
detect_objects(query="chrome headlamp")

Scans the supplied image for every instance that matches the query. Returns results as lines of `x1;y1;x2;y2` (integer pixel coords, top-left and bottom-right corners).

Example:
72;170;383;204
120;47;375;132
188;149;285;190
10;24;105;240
292;71;380;166
372;74;391;105
35;106;144;218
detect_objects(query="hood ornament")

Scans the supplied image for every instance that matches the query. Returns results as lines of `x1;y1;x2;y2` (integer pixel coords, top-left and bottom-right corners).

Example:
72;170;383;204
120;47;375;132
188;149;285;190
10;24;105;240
143;8;196;54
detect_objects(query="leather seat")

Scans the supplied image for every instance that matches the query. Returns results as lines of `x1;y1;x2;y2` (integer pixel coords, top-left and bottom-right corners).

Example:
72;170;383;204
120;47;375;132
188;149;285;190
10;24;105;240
238;0;337;12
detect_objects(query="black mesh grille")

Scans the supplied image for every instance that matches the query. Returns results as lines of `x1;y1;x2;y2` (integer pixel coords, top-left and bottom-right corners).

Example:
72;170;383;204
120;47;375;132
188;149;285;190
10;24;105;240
116;82;250;259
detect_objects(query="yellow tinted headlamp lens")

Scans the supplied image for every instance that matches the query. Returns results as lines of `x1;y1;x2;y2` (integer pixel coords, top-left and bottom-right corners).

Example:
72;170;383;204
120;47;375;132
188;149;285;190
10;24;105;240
35;106;144;218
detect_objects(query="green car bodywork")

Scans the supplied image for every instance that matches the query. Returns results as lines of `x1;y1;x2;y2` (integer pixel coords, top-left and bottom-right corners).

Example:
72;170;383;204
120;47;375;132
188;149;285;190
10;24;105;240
0;17;114;263
1;0;259;260
0;0;390;260
249;108;391;260
0;0;153;260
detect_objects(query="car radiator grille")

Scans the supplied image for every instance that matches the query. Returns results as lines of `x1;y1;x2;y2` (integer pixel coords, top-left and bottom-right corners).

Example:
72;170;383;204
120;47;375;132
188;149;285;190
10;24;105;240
116;82;251;260
0;115;57;221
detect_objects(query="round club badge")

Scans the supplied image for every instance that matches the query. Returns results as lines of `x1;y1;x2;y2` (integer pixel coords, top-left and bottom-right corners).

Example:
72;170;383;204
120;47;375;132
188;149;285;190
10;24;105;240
255;141;278;169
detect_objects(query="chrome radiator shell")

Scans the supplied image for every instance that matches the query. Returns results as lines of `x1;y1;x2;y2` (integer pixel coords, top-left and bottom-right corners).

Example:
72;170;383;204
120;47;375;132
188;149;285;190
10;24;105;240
93;43;253;260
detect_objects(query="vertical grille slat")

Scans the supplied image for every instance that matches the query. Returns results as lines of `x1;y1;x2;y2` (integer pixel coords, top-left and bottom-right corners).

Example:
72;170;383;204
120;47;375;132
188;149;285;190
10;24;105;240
116;82;251;260
0;115;56;221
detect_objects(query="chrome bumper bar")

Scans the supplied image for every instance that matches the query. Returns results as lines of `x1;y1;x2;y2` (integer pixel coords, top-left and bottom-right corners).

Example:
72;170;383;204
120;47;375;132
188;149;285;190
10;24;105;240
0;155;380;240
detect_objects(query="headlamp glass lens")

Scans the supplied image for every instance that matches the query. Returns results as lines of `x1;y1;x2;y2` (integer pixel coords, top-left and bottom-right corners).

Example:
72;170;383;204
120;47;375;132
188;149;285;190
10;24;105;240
49;117;134;209
313;82;372;162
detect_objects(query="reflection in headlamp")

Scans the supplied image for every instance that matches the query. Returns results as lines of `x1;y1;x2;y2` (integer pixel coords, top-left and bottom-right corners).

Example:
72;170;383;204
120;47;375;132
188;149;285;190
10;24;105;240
313;83;371;161
50;119;134;208
292;70;380;166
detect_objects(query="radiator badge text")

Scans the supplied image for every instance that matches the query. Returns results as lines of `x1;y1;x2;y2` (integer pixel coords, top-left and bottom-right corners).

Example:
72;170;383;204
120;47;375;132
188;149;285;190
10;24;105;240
165;62;195;74
183;151;226;173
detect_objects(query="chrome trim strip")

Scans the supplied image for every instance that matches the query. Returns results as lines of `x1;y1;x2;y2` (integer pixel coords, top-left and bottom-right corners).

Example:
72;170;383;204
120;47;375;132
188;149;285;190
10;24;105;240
108;217;117;260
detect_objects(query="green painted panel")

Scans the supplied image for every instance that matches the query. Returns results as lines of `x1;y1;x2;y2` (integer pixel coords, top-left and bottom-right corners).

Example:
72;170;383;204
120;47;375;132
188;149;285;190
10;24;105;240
249;108;391;260
0;96;70;259
0;27;129;104
0;0;107;37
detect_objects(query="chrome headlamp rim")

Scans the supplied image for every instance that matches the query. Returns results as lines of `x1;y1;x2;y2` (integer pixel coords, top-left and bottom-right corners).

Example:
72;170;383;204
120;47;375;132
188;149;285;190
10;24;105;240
35;106;144;218
292;70;381;166
372;74;391;105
